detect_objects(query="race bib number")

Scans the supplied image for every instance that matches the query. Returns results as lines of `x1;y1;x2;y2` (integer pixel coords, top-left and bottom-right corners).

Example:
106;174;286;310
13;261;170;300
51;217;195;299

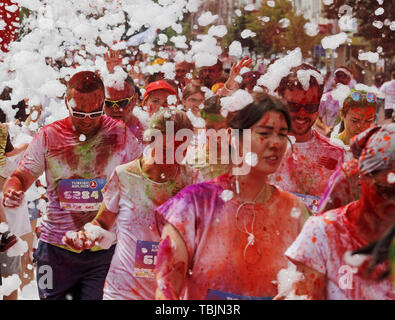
134;240;159;279
58;178;106;211
205;289;273;300
291;192;321;214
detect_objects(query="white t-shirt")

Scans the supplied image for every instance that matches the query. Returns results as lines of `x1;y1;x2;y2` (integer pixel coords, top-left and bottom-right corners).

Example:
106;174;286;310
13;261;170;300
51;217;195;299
102;160;199;300
380;80;395;110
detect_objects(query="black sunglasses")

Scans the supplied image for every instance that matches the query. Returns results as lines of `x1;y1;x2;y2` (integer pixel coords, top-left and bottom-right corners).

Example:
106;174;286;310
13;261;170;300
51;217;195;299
287;102;319;114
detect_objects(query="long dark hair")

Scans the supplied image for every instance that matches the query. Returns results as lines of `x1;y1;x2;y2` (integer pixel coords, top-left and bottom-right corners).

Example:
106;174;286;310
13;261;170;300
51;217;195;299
228;92;291;132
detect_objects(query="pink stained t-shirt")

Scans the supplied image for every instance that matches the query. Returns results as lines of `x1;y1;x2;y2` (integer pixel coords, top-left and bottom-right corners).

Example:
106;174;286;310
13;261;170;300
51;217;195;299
269;129;345;212
156;174;310;300
17;116;142;246
285;204;395;300
102;160;199;300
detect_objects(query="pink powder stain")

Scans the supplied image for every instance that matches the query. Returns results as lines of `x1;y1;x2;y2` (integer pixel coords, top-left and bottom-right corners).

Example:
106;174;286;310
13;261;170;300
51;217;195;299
155;235;180;299
156;236;173;270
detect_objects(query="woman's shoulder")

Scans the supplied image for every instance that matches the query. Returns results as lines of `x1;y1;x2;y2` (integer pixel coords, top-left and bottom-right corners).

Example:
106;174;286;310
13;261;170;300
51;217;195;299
271;185;304;206
180;179;225;198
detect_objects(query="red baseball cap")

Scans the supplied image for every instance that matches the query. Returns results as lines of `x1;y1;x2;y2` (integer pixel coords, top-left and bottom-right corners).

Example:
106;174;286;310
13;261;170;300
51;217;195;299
142;80;178;106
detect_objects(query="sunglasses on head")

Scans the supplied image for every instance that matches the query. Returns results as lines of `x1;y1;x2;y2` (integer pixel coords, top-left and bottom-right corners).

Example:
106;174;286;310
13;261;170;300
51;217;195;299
104;95;134;109
66;100;104;119
351;91;376;103
287;102;319;114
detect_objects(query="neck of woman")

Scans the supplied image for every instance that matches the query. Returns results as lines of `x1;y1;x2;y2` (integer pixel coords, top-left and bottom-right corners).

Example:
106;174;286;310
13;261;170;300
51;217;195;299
231;167;271;204
140;157;179;183
339;130;351;145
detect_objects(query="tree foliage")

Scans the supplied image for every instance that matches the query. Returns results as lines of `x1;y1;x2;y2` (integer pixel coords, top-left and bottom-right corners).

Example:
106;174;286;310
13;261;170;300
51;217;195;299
223;0;323;58
323;0;394;57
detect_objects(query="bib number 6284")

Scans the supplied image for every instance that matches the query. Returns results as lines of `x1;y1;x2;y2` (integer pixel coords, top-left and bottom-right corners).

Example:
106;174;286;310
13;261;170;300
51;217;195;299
64;190;99;200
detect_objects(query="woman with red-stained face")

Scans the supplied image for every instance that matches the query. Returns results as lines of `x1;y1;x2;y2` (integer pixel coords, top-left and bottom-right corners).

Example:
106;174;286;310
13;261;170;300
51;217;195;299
337;90;377;146
155;94;311;300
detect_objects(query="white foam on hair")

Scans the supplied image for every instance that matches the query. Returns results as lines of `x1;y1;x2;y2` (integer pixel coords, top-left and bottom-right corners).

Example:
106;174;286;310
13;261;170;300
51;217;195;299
296;69;323;91
257;48;303;95
220;89;254;118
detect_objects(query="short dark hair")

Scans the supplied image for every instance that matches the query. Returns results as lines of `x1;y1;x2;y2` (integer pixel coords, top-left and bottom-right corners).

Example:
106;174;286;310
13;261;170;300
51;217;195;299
241;71;263;91
228;92;291;132
0;87;28;122
66;71;104;99
200;95;223;120
144;72;165;85
276;63;324;98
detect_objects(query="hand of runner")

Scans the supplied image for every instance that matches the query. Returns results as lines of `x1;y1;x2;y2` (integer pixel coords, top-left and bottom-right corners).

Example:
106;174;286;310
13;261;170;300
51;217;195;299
62;229;95;251
105;48;123;73
84;222;116;250
3;189;24;208
223;56;253;92
62;223;116;251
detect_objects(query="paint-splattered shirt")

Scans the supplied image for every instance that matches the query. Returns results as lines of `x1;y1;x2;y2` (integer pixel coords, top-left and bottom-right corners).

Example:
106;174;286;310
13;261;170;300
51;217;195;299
269;129;346;210
17;116;142;246
156;174;309;300
128;119;145;145
286;205;395;300
317;159;361;213
102;160;199;300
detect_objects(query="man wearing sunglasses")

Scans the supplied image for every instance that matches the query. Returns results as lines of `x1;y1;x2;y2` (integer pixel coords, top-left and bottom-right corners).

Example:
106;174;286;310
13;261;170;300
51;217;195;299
269;63;345;212
104;78;144;143
2;71;141;300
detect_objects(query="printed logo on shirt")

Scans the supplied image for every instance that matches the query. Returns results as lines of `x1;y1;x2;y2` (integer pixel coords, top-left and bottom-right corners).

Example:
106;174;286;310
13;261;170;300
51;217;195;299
205;289;273;300
89;180;97;188
58;178;107;211
291;192;321;214
134;240;159;279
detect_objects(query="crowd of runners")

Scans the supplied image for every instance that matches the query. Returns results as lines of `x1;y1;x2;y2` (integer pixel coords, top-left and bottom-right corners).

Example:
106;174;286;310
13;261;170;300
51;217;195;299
0;32;394;301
